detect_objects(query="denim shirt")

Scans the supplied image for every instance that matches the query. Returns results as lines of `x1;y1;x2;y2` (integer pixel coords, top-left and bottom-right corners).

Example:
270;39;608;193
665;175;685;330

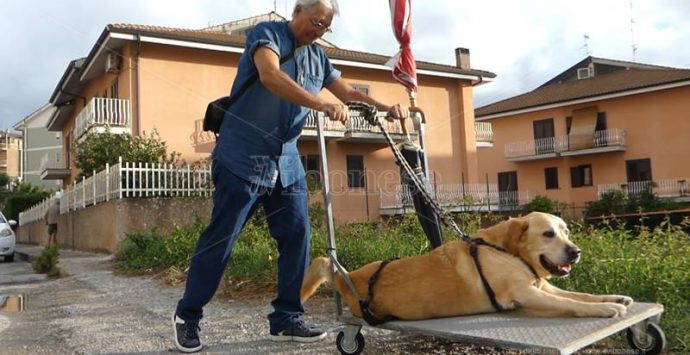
213;21;341;187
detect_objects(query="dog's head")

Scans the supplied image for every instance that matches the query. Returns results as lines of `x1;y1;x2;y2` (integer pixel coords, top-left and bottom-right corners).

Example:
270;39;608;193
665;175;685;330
480;212;581;278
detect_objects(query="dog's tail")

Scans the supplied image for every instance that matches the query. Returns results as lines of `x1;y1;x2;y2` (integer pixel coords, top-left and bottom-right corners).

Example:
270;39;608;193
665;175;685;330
301;256;334;303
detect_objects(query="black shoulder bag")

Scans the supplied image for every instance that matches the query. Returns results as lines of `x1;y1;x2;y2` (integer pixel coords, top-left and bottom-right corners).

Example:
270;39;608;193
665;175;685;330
203;50;295;134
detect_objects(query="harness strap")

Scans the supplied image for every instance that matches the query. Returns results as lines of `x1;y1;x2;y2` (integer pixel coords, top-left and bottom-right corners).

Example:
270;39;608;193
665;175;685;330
470;244;505;312
359;258;399;326
474;238;540;280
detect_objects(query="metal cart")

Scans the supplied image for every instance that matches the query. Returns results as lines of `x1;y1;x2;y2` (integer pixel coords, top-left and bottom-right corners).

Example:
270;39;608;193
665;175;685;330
313;105;667;355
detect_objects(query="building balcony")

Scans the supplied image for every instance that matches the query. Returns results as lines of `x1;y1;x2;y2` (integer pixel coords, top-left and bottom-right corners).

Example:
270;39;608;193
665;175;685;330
73;97;132;140
598;178;690;200
475;122;493;147
40;151;70;180
190;119;217;148
505;129;626;162
301;110;417;143
190;110;417;148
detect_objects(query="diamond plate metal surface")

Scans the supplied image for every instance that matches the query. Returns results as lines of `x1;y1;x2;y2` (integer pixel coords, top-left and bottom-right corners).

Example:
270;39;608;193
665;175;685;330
379;302;663;355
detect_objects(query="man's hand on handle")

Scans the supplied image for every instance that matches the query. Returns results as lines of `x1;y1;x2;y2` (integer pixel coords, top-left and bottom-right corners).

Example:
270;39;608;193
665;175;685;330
385;103;409;122
319;102;349;124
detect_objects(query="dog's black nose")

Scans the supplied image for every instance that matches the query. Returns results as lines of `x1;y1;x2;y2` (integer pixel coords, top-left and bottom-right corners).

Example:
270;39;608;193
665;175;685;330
567;246;581;261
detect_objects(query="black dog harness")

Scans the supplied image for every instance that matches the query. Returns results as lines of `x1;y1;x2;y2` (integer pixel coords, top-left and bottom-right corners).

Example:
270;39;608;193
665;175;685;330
470;238;540;312
359;258;400;326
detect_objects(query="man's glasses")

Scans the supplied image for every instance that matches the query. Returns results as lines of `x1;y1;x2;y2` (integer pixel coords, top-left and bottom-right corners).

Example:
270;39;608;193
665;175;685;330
310;18;332;33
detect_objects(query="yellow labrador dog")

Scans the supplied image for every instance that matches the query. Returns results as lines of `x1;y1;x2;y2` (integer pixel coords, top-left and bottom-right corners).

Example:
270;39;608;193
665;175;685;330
301;212;633;321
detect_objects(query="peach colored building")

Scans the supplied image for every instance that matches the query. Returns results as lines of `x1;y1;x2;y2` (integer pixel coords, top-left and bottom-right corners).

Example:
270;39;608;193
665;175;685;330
475;57;690;216
44;14;496;223
0;131;22;183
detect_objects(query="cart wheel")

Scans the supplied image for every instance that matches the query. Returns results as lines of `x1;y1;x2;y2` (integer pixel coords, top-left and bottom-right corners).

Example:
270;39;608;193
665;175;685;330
336;330;365;355
626;322;666;355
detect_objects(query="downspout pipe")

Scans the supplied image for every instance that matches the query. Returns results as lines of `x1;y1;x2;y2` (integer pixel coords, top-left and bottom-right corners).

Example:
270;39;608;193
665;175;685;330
134;33;142;137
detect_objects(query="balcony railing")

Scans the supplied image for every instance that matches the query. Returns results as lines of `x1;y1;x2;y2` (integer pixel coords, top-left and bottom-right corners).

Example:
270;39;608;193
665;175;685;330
302;110;417;137
505;129;626;161
380;183;533;214
475;122;493;144
190;110;417;147
74;97;132;140
40;151;70;180
40;151;65;171
191;119;217;147
598;178;690;199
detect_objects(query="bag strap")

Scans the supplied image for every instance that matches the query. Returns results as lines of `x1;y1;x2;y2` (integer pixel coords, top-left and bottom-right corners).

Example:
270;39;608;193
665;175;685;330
223;49;296;109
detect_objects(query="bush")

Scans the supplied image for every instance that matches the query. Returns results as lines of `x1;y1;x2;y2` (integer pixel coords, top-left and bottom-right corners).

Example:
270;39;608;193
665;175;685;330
585;190;628;217
2;183;52;221
33;246;60;276
586;187;682;218
74;128;179;180
523;195;557;214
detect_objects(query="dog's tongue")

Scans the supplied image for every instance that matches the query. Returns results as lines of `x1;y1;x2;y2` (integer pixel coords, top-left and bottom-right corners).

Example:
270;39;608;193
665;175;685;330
559;264;572;273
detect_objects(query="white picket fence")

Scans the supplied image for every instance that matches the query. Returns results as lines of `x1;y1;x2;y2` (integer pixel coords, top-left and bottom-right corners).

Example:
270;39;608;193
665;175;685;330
19;157;212;226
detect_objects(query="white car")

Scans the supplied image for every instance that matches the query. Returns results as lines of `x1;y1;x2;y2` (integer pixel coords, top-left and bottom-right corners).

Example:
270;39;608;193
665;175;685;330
0;212;17;262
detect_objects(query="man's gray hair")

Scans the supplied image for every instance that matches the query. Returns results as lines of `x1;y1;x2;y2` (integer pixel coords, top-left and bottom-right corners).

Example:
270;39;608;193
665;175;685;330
294;0;340;16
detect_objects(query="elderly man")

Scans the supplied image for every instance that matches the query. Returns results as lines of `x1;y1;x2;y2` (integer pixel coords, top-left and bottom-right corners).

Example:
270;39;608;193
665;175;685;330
173;0;408;352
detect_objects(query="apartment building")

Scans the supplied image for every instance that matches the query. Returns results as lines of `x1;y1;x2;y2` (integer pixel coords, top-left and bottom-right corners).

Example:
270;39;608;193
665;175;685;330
43;13;496;222
0;131;22;184
475;57;690;215
12;103;63;189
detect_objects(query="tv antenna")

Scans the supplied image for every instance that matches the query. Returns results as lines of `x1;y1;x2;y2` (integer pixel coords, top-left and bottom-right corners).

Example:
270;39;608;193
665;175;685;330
630;0;638;61
582;34;591;56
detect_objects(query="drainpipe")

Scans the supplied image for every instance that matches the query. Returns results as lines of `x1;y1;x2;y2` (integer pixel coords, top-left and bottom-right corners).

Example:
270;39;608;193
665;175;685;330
133;33;142;137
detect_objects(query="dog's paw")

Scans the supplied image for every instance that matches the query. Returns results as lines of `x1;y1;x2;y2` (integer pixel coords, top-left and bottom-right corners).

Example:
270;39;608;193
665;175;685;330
602;295;634;307
593;302;628;318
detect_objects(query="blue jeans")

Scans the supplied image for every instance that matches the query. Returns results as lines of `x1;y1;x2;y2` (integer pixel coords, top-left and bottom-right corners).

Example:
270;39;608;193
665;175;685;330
176;161;310;332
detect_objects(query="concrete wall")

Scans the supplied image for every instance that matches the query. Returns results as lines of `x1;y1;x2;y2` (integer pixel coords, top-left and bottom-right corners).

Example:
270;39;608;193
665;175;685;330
16;198;213;253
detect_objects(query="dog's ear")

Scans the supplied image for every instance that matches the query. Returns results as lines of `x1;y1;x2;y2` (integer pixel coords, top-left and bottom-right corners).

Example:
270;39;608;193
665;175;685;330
507;218;529;241
481;217;528;245
500;218;529;256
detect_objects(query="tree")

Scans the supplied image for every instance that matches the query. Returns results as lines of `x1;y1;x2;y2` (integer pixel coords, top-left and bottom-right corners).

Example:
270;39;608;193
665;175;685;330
73;128;178;179
0;173;9;188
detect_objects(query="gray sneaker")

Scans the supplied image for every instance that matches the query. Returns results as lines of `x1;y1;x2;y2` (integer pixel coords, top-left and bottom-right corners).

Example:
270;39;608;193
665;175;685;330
269;318;327;343
172;313;202;353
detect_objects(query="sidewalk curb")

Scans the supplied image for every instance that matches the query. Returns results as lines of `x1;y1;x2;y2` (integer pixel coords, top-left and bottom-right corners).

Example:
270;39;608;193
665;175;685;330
15;249;37;263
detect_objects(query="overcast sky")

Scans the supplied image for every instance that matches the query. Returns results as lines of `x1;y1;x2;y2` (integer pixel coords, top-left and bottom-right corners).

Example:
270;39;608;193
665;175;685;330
2;0;690;131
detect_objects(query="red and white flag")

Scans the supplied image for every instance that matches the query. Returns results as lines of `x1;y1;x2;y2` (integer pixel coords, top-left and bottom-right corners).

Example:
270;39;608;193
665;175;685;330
386;0;418;97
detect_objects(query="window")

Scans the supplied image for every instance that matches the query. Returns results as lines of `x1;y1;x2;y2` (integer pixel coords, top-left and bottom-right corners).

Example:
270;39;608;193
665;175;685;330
110;78;119;99
300;154;321;183
498;171;518;205
346;155;365;188
626;159;652;182
533;118;555;154
570;164;593;187
351;84;370;95
545;167;559;189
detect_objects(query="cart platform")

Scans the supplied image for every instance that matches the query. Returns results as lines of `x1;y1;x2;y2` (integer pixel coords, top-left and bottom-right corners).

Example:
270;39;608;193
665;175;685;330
375;302;663;355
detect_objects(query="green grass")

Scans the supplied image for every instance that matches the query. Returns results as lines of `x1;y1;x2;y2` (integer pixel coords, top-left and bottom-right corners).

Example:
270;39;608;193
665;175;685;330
552;219;690;352
115;210;690;352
